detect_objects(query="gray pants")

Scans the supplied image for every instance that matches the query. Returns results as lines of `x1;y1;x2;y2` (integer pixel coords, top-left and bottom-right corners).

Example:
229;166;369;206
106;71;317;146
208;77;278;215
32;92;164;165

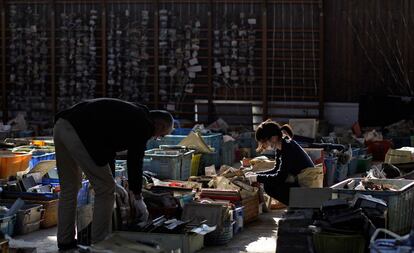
54;119;115;245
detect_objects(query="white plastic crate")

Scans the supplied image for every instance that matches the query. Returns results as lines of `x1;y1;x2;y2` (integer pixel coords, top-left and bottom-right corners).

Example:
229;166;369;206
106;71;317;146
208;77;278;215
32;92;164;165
143;148;195;180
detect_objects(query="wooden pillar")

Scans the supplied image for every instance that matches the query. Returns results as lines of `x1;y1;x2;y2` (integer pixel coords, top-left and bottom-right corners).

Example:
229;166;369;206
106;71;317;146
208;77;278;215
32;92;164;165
101;0;107;97
318;0;324;119
153;0;159;109
50;0;56;114
1;0;7;123
261;0;268;121
207;0;213;123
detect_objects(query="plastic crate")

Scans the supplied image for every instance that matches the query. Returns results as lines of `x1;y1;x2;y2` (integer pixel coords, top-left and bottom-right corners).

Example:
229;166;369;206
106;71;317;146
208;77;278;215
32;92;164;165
351;148;360;158
233;207;244;235
367;140;393;161
331;178;414;235
370;229;414;253
42;178;59;185
172;128;192;135
0;215;16;236
29;152;56;170
335;163;349;183
147;133;223;154
143;149;195;180
77;180;90;206
357;155;372;172
0;151;32;179
324;157;338;187
200;152;220;168
205;221;234;246
236;132;258;157
348;157;358;176
348;148;361;176
392;137;412;149
313;232;365;253
176;193;195;208
190;154;202;177
221;141;237;166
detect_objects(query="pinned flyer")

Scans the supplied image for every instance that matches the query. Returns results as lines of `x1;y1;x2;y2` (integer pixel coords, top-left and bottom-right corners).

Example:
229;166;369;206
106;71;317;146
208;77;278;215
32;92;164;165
189;58;199;66
248;18;257;25
167;103;175;111
205;165;217;176
185;83;194;93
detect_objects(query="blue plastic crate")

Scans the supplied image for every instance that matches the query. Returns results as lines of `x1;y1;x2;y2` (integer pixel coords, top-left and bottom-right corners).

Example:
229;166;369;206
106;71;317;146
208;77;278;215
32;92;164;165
370;229;414;253
0;215;16;236
221;141;237;166
201;152;221;168
335;163;349;183
236;132;258;157
348;158;358;176
42;178;59;185
147;133;223;154
77;180;90;206
171;128;192;135
29;152;56;169
1;191;58;200
392;137;412;149
351;148;360;158
233;207;244;235
324;157;338;187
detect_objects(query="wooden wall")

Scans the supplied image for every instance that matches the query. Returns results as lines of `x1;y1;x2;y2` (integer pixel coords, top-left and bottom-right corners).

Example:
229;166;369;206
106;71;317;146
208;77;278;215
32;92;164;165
325;0;414;102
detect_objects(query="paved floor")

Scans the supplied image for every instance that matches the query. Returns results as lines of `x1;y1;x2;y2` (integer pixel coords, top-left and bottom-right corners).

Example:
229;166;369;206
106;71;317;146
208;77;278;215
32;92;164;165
9;209;285;253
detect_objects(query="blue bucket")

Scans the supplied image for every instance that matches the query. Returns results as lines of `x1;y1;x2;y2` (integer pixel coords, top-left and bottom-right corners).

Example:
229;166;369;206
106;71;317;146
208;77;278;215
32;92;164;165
324;157;338;186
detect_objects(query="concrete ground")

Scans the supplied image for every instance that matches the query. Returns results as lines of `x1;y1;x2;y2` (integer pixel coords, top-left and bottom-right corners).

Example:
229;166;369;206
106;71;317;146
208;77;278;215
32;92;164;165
8;209;284;253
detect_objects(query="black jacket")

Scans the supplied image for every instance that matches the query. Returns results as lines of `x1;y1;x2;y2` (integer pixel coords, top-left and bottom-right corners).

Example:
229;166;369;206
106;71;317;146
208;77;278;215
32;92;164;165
55;98;155;194
257;138;314;186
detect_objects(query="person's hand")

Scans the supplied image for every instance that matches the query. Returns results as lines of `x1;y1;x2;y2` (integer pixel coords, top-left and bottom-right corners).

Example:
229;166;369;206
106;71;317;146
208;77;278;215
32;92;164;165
133;195;149;224
115;183;129;204
245;172;258;184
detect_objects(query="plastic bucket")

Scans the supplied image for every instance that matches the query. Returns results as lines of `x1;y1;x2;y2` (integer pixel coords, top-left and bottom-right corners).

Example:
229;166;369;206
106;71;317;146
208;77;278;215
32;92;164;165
324;157;337;187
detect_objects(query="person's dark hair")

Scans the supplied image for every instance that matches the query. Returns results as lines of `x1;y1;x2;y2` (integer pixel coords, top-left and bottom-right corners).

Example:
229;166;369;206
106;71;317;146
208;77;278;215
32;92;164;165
149;110;174;130
255;119;283;142
281;124;294;138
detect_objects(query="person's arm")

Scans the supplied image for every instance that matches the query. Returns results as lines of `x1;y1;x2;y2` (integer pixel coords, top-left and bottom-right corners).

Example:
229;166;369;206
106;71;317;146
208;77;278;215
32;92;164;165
256;160;289;185
127;145;145;196
256;143;290;185
256;152;281;175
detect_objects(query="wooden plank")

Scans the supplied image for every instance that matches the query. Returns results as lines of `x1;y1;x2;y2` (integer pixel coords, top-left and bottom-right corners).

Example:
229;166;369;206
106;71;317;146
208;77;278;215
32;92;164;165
153;0;159;108
50;0;56;114
101;0;107;97
0;0;7;122
318;0;324;119
207;0;213;123
262;0;268;121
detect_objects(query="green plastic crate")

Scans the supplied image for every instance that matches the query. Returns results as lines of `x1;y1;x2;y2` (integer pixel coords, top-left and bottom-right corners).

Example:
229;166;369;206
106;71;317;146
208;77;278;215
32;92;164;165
143;149;195;180
313;232;365;253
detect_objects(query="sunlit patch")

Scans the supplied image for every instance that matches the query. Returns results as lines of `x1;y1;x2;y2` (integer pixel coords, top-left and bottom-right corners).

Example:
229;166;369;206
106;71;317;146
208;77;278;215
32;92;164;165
245;237;276;253
47;236;57;242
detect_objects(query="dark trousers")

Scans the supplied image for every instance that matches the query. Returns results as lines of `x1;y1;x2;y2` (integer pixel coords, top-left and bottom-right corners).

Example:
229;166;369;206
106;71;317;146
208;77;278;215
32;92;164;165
263;182;299;206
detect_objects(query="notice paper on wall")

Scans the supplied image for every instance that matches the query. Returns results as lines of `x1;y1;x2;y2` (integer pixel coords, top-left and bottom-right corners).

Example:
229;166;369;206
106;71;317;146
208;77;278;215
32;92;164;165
205;165;217;176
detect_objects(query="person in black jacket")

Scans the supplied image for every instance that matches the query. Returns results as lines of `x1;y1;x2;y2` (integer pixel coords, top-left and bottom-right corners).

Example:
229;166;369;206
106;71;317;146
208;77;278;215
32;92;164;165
53;98;173;250
245;120;314;205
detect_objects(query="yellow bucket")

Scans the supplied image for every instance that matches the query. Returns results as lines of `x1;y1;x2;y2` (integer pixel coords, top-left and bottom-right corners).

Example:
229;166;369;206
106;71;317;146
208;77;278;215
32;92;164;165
191;154;202;176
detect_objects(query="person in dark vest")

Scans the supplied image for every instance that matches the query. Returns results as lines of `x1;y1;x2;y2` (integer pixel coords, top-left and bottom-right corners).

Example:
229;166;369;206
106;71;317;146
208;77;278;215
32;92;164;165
245;120;314;205
54;98;173;250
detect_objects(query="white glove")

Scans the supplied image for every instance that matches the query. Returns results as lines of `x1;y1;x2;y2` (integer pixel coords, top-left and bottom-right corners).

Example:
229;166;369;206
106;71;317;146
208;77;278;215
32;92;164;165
134;197;149;223
115;184;129;202
245;173;258;184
